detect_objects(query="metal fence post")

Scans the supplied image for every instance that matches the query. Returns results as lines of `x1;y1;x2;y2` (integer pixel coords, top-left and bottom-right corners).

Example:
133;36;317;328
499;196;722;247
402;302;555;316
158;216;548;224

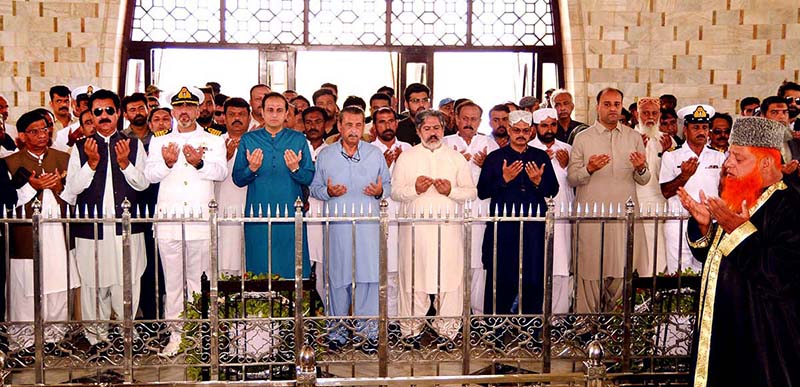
378;199;389;377
542;197;556;373
621;198;636;372
296;344;317;387
208;199;220;380
31;199;44;384
294;197;305;360
461;201;472;375
584;340;606;387
121;199;134;382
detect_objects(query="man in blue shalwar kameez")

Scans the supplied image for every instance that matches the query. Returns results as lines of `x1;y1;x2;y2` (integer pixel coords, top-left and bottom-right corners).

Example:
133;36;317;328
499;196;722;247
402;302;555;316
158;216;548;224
233;92;314;279
310;106;392;351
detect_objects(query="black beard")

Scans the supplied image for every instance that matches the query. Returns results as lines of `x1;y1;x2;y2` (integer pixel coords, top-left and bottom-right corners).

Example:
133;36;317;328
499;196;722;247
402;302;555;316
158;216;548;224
132;115;147;126
493;129;508;138
196;115;213;126
788;106;800;119
379;130;396;142
538;132;555;143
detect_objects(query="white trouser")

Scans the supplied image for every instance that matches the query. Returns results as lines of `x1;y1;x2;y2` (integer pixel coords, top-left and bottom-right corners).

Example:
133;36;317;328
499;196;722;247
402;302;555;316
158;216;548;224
81;283;142;345
552;275;573;314
664;220;703;274
158;239;210;328
8;272;68;350
398;283;464;339
470;268;486;314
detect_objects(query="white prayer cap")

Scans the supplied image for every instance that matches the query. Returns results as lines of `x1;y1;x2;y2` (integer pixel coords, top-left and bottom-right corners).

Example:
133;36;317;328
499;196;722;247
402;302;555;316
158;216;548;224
509;110;533;125
532;108;557;124
71;85;97;100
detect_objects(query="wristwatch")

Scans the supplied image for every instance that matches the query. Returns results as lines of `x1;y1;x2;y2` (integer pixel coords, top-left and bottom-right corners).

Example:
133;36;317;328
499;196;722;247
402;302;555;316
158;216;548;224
194;160;204;170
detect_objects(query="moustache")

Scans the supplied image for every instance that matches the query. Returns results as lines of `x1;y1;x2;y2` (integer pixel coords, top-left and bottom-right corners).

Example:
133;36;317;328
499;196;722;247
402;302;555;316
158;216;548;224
232;120;243;127
59;107;68;111
463;126;474;131
427;135;440;142
514;136;526;142
98;118;112;124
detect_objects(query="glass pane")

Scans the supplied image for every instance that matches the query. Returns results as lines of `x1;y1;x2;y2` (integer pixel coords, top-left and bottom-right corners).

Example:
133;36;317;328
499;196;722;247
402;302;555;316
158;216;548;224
471;0;556;46
542;62;559;98
308;0;387;45
150;48;259;103
391;0;467;46
125;59;146;97
295;51;397;106
406;62;427;86
433;52;533;134
225;0;304;44
267;61;289;92
133;0;221;42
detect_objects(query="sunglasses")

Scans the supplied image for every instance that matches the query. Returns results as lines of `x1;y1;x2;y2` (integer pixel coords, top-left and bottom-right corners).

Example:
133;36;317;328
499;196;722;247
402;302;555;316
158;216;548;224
92;106;116;117
214;111;224;116
785;97;800;105
711;129;731;135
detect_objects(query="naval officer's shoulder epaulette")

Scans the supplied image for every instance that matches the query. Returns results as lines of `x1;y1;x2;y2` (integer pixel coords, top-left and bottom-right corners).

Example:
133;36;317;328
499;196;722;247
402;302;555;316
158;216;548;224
205;127;223;136
153;129;171;137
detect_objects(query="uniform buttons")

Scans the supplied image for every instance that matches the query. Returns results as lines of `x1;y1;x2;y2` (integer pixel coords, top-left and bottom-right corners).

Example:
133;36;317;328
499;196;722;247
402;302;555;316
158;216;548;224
184;181;188;186
185;163;189;167
184;202;188;206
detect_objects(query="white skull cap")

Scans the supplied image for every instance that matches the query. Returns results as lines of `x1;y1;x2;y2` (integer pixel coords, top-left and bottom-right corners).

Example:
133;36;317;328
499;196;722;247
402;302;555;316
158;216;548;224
532;108;557;124
509;110;533;125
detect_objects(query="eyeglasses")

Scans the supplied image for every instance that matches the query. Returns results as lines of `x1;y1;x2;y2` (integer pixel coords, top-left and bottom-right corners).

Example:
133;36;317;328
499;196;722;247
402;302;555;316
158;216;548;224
214;111;224;116
711;129;731;135
24;128;50;137
785;97;800;105
408;98;430;104
509;127;532;134
92;106;116;117
341;148;361;163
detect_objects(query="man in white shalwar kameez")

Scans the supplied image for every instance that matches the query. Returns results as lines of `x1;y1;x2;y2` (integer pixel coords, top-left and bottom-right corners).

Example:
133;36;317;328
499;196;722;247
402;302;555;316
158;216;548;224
370;107;411;317
215;98;252;276
391;110;476;345
633;98;675;275
442;101;498;315
528;108;575;313
61;90;150;349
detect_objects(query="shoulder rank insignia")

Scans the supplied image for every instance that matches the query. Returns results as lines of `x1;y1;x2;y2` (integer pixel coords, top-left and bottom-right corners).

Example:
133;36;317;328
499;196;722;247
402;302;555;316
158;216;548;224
206;127;222;136
153;129;171;137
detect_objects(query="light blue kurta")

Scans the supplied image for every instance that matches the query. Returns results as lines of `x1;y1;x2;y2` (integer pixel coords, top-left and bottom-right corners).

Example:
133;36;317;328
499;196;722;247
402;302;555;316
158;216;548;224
232;128;314;279
309;141;392;288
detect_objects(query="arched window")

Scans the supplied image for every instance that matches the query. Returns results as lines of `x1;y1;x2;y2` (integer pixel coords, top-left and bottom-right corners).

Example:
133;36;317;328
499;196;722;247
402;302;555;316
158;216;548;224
122;0;563;113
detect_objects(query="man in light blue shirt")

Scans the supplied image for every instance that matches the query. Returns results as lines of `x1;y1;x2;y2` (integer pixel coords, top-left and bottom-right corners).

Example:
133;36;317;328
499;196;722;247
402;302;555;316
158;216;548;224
310;106;392;351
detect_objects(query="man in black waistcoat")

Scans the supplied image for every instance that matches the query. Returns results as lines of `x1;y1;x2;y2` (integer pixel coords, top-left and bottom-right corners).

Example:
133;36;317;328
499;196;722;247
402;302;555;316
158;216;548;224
62;89;150;351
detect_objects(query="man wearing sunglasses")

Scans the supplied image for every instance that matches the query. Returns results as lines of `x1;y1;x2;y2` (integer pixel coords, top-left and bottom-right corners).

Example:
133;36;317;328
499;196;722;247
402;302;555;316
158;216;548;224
61;89;151;354
4;109;74;358
778;81;800;132
144;86;227;357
